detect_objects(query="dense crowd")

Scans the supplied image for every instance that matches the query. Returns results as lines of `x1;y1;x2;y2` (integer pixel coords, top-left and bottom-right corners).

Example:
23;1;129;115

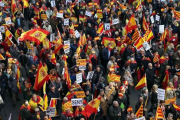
0;0;180;120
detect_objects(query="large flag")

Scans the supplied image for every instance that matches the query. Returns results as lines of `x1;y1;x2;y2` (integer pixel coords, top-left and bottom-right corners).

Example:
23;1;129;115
11;0;18;15
85;97;101;117
69;24;75;37
165;97;176;105
142;16;148;31
155;106;164;120
135;0;142;12
49;98;58;117
135;102;143;118
162;72;169;89
97;23;104;34
135;74;147;90
160;29;167;41
132;28;141;43
22;0;29;8
172;103;180;112
33;62;49;91
19;29;49;45
116;1;127;10
42;38;51;49
102;37;116;48
127;14;138;32
146;30;154;42
54;38;63;54
0;54;5;60
133;37;145;50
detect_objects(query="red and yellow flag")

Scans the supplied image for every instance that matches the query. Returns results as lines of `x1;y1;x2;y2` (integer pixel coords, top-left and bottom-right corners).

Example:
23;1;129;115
94;36;100;41
159;56;168;64
6;51;12;58
56;26;62;42
132;28;141;43
135;102;143;118
54;38;63;54
165;97;176;105
49;98;58;117
85;97;101;117
134;37;144;50
33;62;49;91
160;29;167;41
79;33;86;46
97;23;104;35
127;14;138;32
162;72;169;89
135;0;142;12
0;54;5;60
17;65;20;80
142;16;148;31
172;103;180;112
11;0;18;15
135;74;147;90
102;37;116;48
50;53;56;65
63;101;72;112
116;1;127;10
69;24;75;37
43;94;48;110
17;81;22;93
146;30;154;42
64;66;71;89
155;106;164;120
42;38;51;49
5;28;13;46
172;8;180;19
22;0;29;8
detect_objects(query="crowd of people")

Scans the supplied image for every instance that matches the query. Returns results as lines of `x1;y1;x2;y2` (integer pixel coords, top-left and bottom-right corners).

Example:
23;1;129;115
0;0;180;119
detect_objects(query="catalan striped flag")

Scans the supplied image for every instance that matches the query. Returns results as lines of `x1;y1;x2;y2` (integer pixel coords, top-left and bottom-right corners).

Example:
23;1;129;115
172;8;180;19
153;54;159;63
97;23;104;35
0;54;5;60
135;0;142;12
132;28;141;43
142;16;148;31
79;34;86;46
116;1;127;10
135;102;143;118
160;29;167;41
114;75;121;82
155;106;164;120
63;101;72;111
49;98;58;117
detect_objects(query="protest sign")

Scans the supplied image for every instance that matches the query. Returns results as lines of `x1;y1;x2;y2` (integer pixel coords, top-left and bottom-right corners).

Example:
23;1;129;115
50;33;55;42
159;25;164;33
85;11;92;17
75;30;81;38
87;71;94;80
0;26;4;33
156;15;160;21
75;91;86;98
76;73;82;84
135;116;146;120
112;19;119;25
64;40;70;46
5;17;11;25
76;59;86;70
71;98;83;106
150;16;154;23
46;107;56;116
64;19;69;26
157;88;165;100
143;41;151;51
51;0;56;7
104;23;110;30
56;13;63;18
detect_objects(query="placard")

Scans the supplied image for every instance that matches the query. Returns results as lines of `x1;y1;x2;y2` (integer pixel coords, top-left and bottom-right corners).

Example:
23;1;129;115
64;19;69;26
85;11;92;17
104;23;110;30
143;41;150;51
75;91;86;98
56;13;63;18
51;0;56;7
159;25;164;33
156;15;160;21
46;107;56;116
63;45;70;54
135;116;145;120
112;19;119;25
79;66;86;70
71;98;83;106
50;33;55;42
64;40;70;46
76;73;82;83
150;16;154;23
5;17;11;25
0;26;4;33
41;14;47;19
86;71;94;80
157;88;165;100
0;2;4;7
75;30;81;38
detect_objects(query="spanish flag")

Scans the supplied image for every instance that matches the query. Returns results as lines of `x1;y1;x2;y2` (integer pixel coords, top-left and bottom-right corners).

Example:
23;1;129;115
155;106;164;120
172;103;180;112
33;62;49;91
160;29;167;41
43;94;48;111
5;37;13;47
22;0;29;8
78;33;86;46
97;23;104;35
127;14;138;32
117;1;127;10
6;51;12;58
135;102;143;118
76;45;81;57
94;36;100;41
64;66;71;89
54;38;63;54
11;0;18;15
17;80;22;93
0;54;5;60
159;56;168;64
42;38;51;49
50;53;56;65
165;97;176;105
85;97;101;117
17;65;20;80
102;37;116;48
135;74;147;90
142;16;148;31
79;15;86;23
135;0;142;12
133;37;144;50
5;28;13;39
69;24;75;37
162;71;169;89
56;26;62;42
49;98;58;117
146;30;154;42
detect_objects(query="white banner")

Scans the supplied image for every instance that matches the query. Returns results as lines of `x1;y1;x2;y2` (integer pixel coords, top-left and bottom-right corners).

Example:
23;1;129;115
56;13;63;18
112;19;119;25
0;2;4;7
76;73;82;83
135;116;145;120
64;19;69;26
104;23;110;30
159;25;164;33
86;71;94;80
64;47;70;54
71;98;83;106
46;107;56;116
157;88;165;100
85;11;92;17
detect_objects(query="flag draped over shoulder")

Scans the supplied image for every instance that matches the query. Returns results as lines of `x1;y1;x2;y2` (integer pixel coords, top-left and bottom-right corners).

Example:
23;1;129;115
155;106;164;120
135;74;147;90
135;102;143;118
85;97;101;117
19;29;49;45
102;37;116;48
33;62;49;91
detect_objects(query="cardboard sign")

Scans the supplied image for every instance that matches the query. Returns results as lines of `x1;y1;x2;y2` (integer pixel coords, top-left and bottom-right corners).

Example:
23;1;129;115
156;15;160;21
0;26;4;33
51;0;56;7
71;98;83;106
75;30;81;38
56;13;63;18
46;107;56;116
76;73;82;83
150;16;154;23
85;11;92;17
64;19;69;26
75;91;86;98
5;17;11;25
41;14;47;19
104;23;110;30
50;33;55;42
86;71;94;80
112;19;119;25
143;41;150;51
159;25;164;33
157;88;165;100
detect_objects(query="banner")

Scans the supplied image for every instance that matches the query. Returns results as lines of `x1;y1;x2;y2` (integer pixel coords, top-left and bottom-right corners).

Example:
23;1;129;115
0;26;4;33
76;59;86;70
143;41;150;51
56;13;63;18
75;30;81;38
85;11;92;17
104;23;110;30
71;98;83;106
